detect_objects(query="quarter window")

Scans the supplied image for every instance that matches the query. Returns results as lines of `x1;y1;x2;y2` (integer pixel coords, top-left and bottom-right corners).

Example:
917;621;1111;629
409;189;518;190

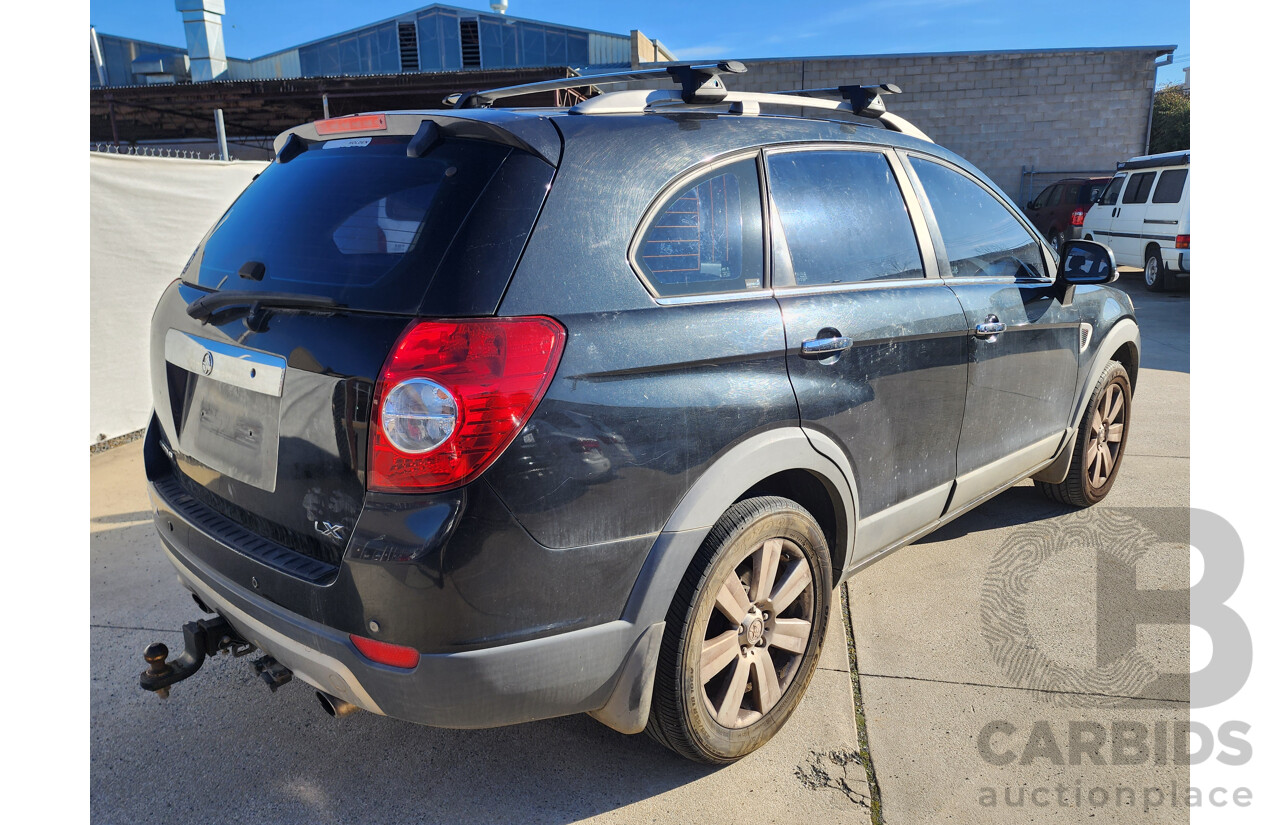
909;157;1045;280
1152;169;1188;204
1122;172;1156;204
635;159;764;298
767;150;923;286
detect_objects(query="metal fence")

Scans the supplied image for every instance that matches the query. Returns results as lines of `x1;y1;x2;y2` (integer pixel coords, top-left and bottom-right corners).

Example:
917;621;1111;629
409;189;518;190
91;144;228;161
1018;167;1116;209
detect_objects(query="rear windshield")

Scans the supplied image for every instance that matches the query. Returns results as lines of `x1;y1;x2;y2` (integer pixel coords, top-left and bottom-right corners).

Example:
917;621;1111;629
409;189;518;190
187;136;511;313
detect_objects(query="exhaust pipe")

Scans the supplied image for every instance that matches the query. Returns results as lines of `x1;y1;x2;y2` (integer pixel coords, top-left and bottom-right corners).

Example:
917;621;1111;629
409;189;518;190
316;690;361;718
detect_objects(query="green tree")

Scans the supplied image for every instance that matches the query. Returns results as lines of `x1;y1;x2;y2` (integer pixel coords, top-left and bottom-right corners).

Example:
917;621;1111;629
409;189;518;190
1149;86;1189;154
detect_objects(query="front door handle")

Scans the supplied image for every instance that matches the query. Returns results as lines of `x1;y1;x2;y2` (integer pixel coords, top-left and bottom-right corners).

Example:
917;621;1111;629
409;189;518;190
800;335;854;360
974;315;1006;340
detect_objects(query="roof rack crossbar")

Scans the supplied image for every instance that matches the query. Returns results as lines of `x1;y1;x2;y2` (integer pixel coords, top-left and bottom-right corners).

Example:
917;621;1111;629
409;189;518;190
569;86;933;143
445;61;749;109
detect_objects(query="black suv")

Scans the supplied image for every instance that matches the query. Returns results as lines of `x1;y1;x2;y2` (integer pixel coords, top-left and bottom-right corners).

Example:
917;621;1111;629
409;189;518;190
140;66;1139;764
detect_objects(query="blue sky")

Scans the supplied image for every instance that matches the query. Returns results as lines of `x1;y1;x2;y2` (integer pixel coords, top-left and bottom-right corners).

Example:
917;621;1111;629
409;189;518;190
89;0;1190;86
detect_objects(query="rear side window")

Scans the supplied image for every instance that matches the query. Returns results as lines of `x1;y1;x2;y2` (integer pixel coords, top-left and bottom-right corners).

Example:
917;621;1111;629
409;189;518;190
190;136;514;313
767;150;923;286
1061;184;1081;205
1098;175;1126;206
1152;169;1188;204
635;158;764;298
1122;171;1157;204
1030;185;1057;210
909;157;1045;280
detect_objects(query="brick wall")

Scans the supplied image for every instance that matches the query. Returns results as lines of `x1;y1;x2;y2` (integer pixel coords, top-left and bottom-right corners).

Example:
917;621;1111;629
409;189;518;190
627;48;1167;200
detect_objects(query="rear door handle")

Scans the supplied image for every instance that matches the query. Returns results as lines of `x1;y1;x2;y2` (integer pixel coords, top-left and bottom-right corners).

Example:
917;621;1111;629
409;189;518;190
800;335;854;360
974;315;1006;339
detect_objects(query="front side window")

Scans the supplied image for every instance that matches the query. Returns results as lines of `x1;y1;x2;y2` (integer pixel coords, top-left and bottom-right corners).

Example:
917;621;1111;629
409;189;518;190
767;149;923;286
635;158;764;298
909;157;1045;280
1099;175;1126;206
1122;171;1157;204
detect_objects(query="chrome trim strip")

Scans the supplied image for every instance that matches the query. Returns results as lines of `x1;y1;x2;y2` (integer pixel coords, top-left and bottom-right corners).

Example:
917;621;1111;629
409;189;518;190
774;277;942;297
165;330;287;397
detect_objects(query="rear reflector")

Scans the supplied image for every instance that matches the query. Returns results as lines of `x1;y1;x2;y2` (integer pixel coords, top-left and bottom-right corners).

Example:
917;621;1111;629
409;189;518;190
315;114;388;135
350;634;420;669
369;317;566;493
1175;234;1190;249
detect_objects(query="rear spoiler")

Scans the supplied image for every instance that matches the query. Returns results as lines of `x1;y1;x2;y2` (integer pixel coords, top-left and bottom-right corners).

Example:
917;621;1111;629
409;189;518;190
272;111;562;166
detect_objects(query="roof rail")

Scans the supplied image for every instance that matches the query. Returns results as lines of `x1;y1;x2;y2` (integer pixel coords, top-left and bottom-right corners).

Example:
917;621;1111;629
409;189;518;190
443;64;932;143
445;61;748;109
774;84;929;142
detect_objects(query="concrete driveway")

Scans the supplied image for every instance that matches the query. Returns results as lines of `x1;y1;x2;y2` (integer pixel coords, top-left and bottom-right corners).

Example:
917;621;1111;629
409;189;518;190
90;272;1188;825
849;272;1190;823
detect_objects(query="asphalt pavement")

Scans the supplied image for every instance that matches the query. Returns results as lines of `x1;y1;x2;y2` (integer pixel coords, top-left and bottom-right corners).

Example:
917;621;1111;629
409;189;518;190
90;270;1188;824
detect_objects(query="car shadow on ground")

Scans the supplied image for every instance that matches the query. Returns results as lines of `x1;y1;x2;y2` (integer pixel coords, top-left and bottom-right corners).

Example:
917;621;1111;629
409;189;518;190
910;485;1071;546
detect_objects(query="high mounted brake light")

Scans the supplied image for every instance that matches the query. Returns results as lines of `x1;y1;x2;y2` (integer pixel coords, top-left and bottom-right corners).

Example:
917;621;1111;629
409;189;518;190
369;317;566;493
315;114;387;135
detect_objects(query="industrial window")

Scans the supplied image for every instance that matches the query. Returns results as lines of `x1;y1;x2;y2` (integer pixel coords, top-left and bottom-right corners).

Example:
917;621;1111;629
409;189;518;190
1122;172;1156;204
910;157;1045;280
768;150;923;286
635;159;764;298
1152;169;1188;204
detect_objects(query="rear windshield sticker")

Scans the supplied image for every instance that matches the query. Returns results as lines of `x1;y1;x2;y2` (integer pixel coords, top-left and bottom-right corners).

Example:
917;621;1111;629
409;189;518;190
323;137;373;149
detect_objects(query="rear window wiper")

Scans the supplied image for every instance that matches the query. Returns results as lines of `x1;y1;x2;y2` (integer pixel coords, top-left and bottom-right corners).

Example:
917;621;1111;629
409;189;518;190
187;291;343;322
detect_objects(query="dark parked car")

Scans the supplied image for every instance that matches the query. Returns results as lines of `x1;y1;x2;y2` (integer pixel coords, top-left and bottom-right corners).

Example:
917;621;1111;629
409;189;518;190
1024;176;1110;253
139;66;1140;764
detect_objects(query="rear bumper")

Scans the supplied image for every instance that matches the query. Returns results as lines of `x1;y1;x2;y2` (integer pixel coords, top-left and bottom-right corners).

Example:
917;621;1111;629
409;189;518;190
1163;246;1190;275
151;510;652;728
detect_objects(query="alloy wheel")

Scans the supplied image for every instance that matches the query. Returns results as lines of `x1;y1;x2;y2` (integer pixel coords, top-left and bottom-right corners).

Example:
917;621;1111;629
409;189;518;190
1086;381;1126;488
697;537;815;729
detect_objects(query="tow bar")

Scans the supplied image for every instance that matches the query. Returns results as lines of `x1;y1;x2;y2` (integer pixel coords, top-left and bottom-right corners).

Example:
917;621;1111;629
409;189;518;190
138;615;256;698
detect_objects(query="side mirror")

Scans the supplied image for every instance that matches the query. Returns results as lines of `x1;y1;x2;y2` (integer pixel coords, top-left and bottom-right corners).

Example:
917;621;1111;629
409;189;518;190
1058;239;1118;285
1026;200;1035;211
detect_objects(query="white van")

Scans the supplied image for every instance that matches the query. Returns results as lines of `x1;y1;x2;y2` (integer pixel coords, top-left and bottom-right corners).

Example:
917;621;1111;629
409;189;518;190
1081;150;1189;291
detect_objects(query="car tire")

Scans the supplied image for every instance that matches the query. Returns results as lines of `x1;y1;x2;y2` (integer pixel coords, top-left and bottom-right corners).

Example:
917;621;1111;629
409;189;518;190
1036;361;1132;507
1049;230;1064;256
1143;246;1169;292
645;496;833;763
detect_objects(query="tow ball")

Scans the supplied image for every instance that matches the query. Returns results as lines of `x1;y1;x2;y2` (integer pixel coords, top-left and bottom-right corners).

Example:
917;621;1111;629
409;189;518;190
139;615;255;698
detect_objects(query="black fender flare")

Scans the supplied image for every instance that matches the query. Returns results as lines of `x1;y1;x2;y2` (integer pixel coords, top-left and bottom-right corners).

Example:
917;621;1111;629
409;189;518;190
589;427;858;734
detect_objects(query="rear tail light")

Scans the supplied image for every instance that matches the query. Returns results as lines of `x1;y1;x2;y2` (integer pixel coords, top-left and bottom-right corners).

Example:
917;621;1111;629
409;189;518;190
369;317;566;492
1070;208;1086;227
1176;234;1190;249
350;634;420;669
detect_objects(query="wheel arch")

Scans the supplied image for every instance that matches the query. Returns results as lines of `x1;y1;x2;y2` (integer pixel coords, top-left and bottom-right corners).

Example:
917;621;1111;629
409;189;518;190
622;427;857;630
1036;317;1141;485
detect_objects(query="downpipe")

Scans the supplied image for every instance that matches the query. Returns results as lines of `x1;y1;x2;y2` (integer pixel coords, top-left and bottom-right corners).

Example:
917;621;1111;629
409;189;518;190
316;690;362;718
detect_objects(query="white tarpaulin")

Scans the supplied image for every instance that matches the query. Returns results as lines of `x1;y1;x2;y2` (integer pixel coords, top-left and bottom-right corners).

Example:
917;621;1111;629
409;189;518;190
90;153;268;444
